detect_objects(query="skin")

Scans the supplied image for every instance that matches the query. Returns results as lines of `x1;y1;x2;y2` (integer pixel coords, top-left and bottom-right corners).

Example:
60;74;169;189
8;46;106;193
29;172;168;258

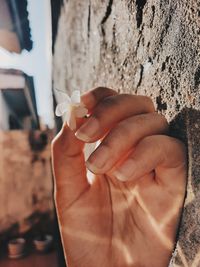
52;87;187;267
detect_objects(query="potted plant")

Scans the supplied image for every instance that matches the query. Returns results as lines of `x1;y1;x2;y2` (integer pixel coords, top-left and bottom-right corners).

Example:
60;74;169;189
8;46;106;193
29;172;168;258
8;238;26;259
33;234;53;253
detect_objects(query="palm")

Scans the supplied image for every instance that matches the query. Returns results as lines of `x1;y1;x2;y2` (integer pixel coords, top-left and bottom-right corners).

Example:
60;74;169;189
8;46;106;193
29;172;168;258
55;162;183;267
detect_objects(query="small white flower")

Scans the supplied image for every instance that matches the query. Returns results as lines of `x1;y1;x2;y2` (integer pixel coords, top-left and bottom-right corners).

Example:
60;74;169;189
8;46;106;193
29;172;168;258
55;90;88;130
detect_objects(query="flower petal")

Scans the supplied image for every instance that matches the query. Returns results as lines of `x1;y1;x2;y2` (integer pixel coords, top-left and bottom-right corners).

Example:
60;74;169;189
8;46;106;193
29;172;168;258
55;102;69;116
71;90;80;104
55;90;71;103
75;106;88;118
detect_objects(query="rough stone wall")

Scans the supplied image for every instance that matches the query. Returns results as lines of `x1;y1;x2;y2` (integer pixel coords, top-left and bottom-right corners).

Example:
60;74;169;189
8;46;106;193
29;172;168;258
0;130;54;236
53;1;200;266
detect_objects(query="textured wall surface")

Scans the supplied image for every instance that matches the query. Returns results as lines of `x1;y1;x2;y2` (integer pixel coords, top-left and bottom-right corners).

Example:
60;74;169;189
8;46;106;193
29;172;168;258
0;130;54;236
53;1;200;266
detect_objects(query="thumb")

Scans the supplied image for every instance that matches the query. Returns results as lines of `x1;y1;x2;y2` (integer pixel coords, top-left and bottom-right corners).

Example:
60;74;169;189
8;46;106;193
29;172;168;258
51;123;89;210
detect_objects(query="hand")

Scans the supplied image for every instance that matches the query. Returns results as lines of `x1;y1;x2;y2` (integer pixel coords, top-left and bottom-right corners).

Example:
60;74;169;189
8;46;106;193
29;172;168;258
52;88;187;267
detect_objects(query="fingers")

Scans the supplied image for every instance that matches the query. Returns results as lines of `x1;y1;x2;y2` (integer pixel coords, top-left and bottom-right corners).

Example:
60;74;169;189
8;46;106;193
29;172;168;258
52;87;118;206
76;94;155;142
52;87;186;206
51;123;89;209
86;113;168;174
113;135;187;188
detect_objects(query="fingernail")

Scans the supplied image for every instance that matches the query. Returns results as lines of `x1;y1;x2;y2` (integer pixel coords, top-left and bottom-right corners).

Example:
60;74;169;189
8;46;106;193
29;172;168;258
86;146;109;172
85;161;101;174
113;159;136;181
75;117;99;142
75;131;90;142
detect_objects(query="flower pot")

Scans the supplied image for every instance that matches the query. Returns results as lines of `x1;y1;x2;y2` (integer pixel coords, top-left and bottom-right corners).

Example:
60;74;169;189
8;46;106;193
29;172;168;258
33;235;53;253
8;238;26;259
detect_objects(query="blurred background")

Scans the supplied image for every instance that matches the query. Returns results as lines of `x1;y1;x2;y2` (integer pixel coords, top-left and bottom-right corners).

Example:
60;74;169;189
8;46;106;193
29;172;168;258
0;0;65;266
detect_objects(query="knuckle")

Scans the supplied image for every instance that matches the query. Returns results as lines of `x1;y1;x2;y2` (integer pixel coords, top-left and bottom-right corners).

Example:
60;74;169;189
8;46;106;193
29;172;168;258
167;137;187;161
116;120;134;139
140;135;169;161
91;96;119;121
91;87;117;100
99;95;118;109
156;113;168;124
95;94;131;114
142;95;155;112
153;113;169;130
118;94;139;104
115;116;141;138
140;135;157;147
99;121;134;152
92;87;106;98
130;115;146;126
102;129;124;149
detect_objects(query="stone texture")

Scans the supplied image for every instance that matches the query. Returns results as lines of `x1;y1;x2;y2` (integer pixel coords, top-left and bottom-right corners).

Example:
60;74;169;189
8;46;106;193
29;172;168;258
0;130;54;236
53;0;200;266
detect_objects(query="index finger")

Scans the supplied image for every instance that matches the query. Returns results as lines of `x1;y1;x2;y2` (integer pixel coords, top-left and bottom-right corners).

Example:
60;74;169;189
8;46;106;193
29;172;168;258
81;87;118;111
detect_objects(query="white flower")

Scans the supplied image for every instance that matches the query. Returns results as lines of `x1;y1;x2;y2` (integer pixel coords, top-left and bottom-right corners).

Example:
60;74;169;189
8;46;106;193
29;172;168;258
55;90;88;130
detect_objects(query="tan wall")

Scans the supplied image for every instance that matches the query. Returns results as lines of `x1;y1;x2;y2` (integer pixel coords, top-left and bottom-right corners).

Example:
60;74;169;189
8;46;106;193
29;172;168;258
0;0;21;53
0;0;13;30
0;130;54;234
53;1;200;265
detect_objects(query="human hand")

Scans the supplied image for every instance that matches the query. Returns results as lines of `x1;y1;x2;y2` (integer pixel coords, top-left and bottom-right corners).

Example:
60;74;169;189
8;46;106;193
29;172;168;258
52;88;187;267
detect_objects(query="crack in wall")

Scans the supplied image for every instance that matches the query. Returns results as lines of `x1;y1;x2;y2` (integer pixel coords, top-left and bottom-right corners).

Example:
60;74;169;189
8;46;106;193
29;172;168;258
194;65;200;89
135;0;147;28
101;0;113;25
159;6;173;45
87;1;91;39
100;0;113;36
137;64;144;88
156;95;167;111
111;22;118;63
150;5;155;28
135;28;143;52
